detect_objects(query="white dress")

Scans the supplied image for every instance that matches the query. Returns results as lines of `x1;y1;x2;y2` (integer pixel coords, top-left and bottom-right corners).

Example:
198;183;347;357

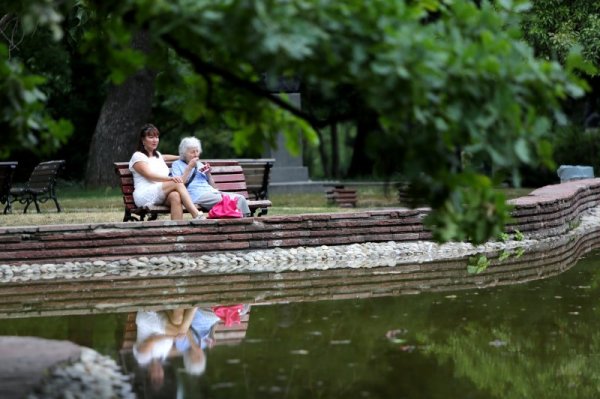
133;311;174;366
129;151;170;207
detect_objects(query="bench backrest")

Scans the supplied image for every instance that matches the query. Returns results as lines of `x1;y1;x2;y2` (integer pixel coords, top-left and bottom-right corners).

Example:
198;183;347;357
236;158;274;200
114;159;250;212
0;162;18;201
25;160;65;192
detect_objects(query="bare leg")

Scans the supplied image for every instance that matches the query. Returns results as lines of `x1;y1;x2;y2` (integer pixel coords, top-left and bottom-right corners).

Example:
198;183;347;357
162;181;201;218
165;191;183;220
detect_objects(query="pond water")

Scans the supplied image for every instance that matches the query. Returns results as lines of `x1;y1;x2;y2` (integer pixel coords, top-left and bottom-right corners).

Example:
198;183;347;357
2;252;600;398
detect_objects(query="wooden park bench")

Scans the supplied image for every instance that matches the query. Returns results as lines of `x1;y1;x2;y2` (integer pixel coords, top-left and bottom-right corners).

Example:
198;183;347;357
9;160;65;213
325;184;357;208
114;159;272;222
236;158;275;200
0;161;18;214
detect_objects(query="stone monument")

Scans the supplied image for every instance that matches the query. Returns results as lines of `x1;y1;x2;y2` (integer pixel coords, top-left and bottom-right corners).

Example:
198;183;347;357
262;76;321;193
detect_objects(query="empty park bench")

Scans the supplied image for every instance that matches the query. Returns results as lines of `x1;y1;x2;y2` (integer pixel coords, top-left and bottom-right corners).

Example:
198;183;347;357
236;158;275;200
0;161;18;214
114;159;272;222
325;184;357;208
9;160;65;213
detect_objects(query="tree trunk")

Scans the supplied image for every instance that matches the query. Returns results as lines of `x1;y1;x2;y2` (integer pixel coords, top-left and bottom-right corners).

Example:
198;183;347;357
85;31;156;187
330;123;340;178
312;126;329;178
347;115;374;177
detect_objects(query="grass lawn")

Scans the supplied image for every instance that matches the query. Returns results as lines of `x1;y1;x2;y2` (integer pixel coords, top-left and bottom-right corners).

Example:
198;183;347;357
0;182;534;227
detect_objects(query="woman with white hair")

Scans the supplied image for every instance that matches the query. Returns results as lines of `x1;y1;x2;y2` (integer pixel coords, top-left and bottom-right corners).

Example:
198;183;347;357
171;137;251;216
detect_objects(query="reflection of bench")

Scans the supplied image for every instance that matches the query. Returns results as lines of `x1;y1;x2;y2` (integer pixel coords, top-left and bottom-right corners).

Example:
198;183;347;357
0;162;18;214
9;160;65;213
237;158;275;200
326;185;357;207
114;159;272;222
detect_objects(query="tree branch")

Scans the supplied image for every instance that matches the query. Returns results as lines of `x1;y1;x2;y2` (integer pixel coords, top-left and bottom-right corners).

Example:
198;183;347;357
163;34;340;129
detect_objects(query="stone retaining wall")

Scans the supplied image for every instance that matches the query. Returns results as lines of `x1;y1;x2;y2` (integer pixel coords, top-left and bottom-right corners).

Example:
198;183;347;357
508;178;600;235
0;209;430;265
0;178;599;266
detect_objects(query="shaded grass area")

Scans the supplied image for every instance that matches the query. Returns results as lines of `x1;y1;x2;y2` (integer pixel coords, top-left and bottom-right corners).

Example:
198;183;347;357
0;182;533;227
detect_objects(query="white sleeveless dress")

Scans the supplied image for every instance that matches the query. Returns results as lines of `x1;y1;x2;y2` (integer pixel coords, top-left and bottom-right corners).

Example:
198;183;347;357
128;151;170;207
133;311;174;365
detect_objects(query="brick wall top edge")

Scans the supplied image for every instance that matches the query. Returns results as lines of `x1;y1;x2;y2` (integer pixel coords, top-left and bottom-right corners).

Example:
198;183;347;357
509;180;600;207
0;210;413;236
527;178;600;196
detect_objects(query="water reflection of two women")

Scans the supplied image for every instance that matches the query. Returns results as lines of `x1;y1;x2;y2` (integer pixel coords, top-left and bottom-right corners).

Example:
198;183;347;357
132;305;247;390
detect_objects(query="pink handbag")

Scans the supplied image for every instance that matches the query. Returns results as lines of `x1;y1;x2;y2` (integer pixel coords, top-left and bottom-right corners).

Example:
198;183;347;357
207;195;243;219
211;304;245;326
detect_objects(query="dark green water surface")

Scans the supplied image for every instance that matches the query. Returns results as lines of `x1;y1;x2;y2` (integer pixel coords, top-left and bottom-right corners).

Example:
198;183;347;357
3;252;600;399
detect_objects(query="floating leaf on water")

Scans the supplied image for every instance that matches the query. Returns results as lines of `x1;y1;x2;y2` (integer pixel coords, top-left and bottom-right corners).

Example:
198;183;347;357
445;295;457;299
212;382;235;389
489;339;507;347
569;311;580;315
390;338;407;344
399;345;416;352
226;359;241;364
308;331;322;336
555;296;562;299
386;329;408;339
330;340;351;345
290;349;309;355
578;286;592;289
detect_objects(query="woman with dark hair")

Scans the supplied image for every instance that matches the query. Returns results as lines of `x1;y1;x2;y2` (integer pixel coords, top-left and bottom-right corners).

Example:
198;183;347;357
128;124;205;220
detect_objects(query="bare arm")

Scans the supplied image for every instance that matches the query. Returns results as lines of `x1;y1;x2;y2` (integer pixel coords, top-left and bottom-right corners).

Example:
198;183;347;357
164;307;198;336
162;154;179;162
206;172;217;188
133;161;183;184
172;158;199;185
182;159;198;184
199;162;217;188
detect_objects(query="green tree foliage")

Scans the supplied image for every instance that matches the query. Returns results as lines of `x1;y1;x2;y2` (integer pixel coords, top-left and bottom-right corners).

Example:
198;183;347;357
522;0;600;69
0;3;73;158
520;1;600;187
1;0;588;244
